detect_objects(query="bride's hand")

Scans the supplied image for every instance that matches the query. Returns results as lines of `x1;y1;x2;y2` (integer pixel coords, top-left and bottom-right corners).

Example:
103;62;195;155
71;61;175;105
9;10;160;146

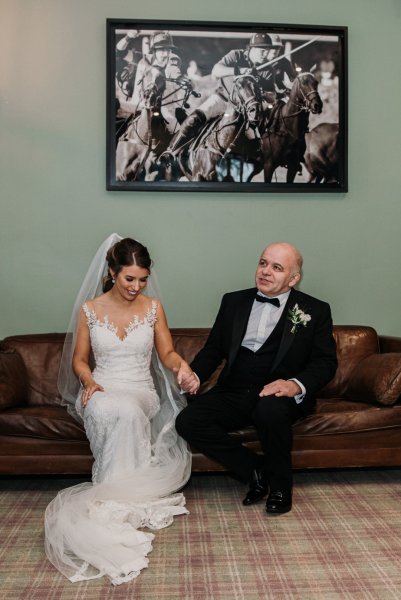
174;363;200;395
81;381;105;407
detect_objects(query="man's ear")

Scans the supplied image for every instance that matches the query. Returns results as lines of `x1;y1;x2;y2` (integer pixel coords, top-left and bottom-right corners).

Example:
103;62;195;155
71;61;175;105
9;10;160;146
289;272;301;288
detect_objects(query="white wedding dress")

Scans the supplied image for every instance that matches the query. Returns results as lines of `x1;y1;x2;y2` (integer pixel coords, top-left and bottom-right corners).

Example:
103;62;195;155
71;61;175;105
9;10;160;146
45;300;191;585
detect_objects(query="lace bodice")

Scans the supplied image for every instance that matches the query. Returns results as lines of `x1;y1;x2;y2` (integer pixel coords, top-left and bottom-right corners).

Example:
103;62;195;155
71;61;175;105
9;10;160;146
82;301;157;386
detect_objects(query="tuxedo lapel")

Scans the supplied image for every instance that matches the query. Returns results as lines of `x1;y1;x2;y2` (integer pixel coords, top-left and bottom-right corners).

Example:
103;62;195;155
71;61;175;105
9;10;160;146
227;291;254;369
270;289;309;372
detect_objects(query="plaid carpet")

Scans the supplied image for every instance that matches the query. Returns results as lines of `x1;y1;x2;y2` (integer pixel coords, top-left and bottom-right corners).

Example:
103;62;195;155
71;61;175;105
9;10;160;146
1;470;400;599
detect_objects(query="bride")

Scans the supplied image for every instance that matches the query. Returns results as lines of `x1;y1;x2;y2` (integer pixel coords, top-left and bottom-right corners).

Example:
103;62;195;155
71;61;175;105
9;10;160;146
45;234;199;585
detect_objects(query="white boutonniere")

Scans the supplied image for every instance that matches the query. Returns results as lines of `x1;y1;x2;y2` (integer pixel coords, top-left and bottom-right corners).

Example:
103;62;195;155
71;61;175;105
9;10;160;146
287;304;311;334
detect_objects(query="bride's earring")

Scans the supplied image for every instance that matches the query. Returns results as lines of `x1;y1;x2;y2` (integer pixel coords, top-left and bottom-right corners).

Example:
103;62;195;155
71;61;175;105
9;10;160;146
112;278;115;284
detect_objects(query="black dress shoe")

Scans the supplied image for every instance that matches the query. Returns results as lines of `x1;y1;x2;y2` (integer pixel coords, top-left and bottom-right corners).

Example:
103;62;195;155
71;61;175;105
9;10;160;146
265;490;292;514
242;468;269;506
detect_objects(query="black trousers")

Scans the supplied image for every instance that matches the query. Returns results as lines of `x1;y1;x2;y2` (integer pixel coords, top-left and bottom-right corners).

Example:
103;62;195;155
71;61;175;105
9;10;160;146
175;385;305;491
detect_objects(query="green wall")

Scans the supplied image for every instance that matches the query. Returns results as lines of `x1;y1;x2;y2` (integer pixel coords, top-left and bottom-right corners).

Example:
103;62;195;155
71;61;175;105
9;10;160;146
1;0;400;337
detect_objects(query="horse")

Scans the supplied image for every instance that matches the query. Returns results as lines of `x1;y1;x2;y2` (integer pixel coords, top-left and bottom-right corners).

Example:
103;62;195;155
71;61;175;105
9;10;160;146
168;75;264;182
255;73;323;183
303;122;339;183
115;65;172;181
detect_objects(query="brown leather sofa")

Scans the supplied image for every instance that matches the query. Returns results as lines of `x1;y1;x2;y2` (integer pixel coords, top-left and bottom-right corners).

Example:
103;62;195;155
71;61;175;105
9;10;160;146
1;326;401;475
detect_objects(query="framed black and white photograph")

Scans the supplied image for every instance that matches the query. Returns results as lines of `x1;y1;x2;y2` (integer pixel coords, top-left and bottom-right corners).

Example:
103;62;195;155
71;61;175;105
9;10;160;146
107;19;347;193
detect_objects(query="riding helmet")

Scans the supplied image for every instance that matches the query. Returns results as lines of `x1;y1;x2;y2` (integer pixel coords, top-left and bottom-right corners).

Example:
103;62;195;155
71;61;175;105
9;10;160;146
149;31;177;52
249;32;283;48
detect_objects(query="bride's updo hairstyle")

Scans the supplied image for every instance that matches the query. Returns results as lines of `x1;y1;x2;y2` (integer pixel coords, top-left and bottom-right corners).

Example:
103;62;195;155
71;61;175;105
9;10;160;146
103;238;152;292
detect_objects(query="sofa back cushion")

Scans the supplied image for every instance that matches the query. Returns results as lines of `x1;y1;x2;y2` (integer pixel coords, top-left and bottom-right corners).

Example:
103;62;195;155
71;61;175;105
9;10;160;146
170;329;210;363
0;351;29;409
318;326;379;398
0;334;65;406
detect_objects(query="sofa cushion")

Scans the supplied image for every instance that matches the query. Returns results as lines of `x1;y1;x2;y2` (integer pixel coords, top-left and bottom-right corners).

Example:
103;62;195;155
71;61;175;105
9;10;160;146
0;405;87;441
0;351;28;409
346;353;401;406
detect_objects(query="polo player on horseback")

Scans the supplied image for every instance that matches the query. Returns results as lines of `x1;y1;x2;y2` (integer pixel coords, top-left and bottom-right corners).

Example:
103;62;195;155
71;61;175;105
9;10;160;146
131;31;181;113
160;32;296;163
116;31;199;181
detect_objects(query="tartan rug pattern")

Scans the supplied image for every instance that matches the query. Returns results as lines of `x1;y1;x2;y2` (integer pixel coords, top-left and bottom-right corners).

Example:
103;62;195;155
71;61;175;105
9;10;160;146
1;470;401;599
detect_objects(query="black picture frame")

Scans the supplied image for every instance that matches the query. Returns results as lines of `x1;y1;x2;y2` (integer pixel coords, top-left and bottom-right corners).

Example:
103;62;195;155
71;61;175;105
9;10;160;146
107;19;347;192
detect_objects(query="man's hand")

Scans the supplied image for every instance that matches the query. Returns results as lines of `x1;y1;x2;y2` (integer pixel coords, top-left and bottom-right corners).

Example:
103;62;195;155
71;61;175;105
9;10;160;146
174;363;200;395
259;379;301;398
239;67;257;77
126;30;140;39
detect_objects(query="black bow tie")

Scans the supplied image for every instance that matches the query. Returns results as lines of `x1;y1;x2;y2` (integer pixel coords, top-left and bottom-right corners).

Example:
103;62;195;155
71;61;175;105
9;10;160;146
255;294;280;307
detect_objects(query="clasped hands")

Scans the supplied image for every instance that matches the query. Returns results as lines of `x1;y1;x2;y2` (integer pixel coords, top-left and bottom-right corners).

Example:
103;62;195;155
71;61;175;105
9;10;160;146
174;363;200;395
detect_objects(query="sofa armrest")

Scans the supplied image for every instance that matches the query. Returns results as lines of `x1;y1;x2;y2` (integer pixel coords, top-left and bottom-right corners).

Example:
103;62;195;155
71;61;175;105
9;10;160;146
0;351;29;409
345;353;401;406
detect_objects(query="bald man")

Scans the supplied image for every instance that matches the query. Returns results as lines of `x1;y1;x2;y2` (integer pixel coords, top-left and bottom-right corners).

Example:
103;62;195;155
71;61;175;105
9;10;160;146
176;243;337;514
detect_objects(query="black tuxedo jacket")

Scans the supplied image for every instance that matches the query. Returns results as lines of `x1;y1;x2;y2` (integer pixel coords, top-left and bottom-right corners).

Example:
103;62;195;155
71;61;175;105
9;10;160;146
191;287;338;413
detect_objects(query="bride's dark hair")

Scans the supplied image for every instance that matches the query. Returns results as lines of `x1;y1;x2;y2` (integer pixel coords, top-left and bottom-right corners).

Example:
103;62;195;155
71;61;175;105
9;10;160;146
103;238;152;292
